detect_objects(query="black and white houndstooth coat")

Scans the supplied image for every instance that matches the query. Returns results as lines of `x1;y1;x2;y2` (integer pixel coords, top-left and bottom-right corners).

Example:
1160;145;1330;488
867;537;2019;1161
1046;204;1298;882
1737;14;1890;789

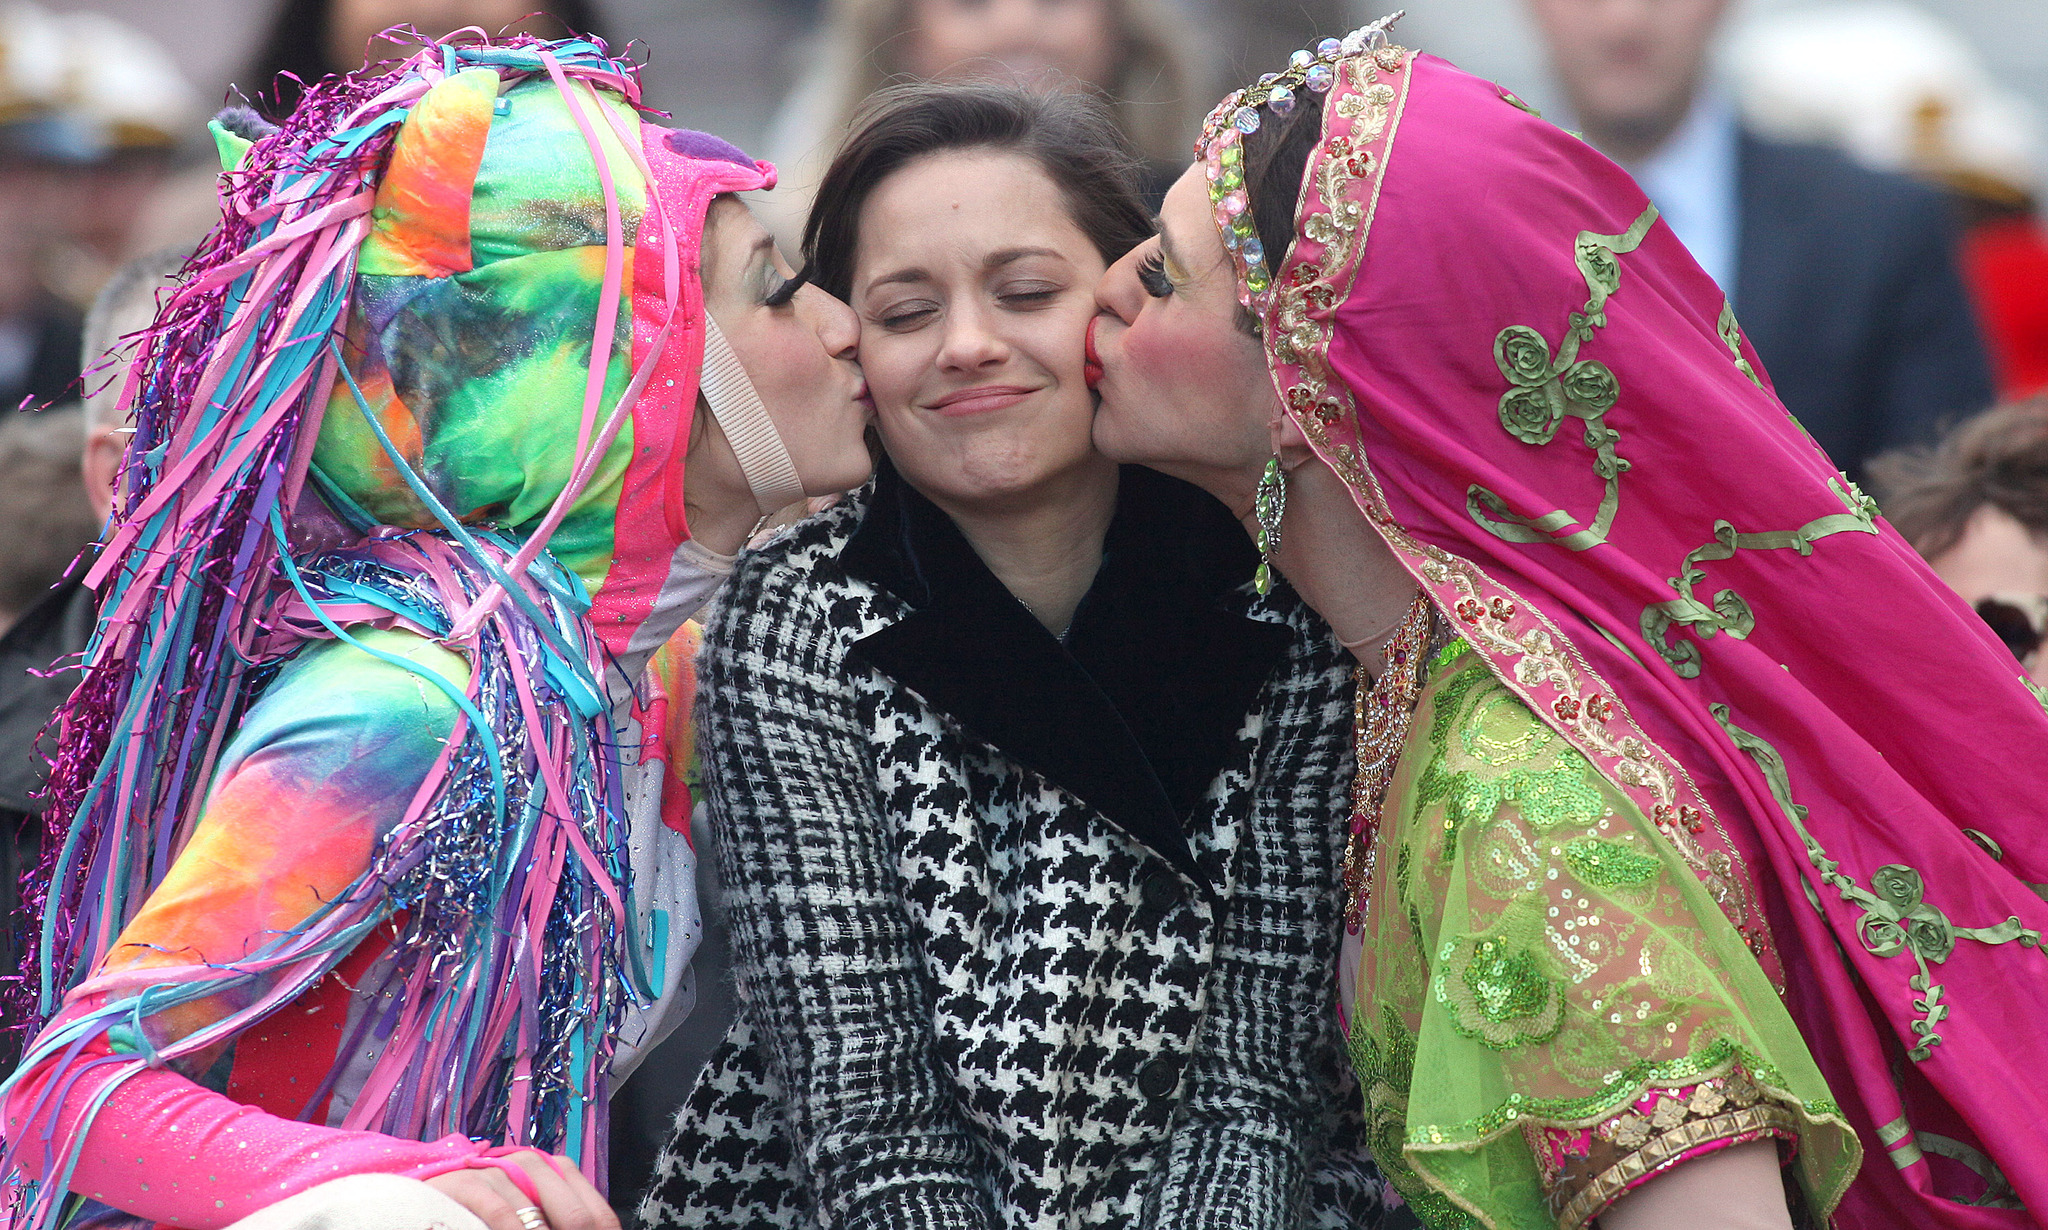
639;463;1402;1230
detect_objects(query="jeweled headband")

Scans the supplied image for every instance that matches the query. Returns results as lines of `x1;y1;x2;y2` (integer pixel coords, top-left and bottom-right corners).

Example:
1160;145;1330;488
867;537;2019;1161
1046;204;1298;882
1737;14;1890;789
1196;11;1405;326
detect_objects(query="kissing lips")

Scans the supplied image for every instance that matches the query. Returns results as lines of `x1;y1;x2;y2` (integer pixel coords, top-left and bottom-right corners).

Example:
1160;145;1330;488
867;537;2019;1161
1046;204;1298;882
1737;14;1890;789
1083;318;1104;389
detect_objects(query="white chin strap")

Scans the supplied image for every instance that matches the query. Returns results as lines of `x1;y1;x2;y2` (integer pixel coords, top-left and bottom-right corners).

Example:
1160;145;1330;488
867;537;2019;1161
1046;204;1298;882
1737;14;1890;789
700;315;808;516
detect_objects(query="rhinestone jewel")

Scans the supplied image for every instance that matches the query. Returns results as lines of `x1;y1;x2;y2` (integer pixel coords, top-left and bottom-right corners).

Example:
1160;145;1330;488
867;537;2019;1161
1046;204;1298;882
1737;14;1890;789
1317;37;1343;58
1233;106;1261;134
1288;49;1314;70
1241;237;1266;264
1267;85;1296;116
1306;64;1335;92
1222;190;1248;217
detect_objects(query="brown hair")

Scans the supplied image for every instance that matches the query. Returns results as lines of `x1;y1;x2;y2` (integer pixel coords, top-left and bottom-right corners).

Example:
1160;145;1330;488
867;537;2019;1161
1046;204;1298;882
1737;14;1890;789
805;0;1203;166
1868;396;2048;560
1240;91;1326;286
1225;87;1328;333
804;82;1152;303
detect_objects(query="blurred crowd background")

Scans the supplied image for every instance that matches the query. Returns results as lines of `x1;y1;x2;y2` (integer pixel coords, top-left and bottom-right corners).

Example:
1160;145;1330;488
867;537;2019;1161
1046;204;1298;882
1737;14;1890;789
0;0;2043;1220
0;0;2037;616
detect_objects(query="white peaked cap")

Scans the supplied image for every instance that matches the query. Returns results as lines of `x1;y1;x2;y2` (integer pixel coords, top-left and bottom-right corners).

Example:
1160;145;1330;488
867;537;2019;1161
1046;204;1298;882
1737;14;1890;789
0;2;200;153
1728;1;2041;199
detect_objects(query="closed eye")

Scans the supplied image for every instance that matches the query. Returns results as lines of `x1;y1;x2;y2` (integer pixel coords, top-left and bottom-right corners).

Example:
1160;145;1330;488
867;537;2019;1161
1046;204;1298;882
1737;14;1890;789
875;301;939;330
1137;252;1172;298
998;280;1063;308
764;263;811;308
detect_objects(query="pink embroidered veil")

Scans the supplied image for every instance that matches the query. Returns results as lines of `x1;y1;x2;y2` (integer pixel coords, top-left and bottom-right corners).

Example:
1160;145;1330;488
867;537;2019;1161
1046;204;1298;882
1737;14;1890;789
1245;33;2048;1228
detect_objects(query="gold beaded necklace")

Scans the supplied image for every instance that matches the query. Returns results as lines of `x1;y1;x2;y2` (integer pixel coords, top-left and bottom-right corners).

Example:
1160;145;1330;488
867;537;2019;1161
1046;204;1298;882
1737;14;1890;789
1341;593;1439;935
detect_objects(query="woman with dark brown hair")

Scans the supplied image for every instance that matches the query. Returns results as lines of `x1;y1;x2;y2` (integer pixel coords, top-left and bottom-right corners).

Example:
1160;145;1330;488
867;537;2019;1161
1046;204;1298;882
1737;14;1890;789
641;81;1398;1230
1088;20;2048;1228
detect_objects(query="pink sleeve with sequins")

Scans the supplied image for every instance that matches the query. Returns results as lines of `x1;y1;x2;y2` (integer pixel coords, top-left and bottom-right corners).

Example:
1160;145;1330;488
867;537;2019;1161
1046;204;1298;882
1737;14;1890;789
2;1036;483;1228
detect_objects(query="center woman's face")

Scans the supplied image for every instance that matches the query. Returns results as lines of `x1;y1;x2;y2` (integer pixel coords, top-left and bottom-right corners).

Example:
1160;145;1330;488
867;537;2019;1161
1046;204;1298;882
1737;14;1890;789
853;150;1108;508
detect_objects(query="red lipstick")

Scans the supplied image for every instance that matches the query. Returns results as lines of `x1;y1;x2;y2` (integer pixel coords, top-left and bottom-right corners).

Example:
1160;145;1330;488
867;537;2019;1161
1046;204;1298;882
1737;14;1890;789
1083;317;1104;389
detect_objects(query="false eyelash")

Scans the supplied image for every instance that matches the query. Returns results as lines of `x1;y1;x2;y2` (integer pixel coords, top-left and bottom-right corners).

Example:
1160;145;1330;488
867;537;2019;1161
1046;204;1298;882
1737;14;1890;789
1137;252;1172;298
764;263;811;307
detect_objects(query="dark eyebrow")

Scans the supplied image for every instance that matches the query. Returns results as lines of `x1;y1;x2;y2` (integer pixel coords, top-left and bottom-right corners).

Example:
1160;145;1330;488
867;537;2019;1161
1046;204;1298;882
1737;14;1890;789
725;233;775;284
984;246;1068;269
862;246;1072;295
864;266;932;292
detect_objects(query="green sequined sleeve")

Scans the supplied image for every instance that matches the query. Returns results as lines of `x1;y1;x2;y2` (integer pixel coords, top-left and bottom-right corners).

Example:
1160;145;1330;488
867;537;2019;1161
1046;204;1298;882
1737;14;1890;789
1346;643;1857;1230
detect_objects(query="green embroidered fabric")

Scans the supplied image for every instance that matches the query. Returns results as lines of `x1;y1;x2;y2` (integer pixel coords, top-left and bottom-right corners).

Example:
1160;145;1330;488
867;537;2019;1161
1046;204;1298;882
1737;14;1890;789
1716;301;1763;388
1711;705;2044;1062
1346;646;1858;1229
2027;677;2048;720
1467;205;1656;553
1640;478;1881;678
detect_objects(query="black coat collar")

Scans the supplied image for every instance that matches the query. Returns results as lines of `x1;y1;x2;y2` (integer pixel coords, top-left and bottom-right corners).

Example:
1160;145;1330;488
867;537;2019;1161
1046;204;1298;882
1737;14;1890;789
841;461;1292;890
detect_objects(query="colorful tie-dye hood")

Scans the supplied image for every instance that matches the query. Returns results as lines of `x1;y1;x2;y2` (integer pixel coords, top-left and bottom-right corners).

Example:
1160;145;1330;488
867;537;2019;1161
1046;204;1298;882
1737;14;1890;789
300;58;772;662
5;37;772;1193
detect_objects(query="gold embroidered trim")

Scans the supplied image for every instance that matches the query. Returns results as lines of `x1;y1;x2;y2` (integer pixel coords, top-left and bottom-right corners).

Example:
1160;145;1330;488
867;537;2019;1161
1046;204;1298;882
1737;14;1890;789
1552;1102;1800;1230
1261;51;1778;977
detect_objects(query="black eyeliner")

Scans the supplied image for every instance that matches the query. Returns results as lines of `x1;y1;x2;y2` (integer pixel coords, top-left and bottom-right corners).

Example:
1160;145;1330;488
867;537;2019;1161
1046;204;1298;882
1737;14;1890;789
1137;252;1172;298
764;263;811;307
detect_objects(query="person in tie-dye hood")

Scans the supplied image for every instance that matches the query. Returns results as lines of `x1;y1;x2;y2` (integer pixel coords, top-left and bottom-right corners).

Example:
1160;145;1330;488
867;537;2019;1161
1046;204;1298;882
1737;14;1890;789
0;32;870;1230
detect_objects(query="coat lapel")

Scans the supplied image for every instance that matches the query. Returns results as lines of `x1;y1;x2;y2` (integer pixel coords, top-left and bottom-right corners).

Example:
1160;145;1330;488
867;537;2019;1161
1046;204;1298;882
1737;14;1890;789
842;464;1290;891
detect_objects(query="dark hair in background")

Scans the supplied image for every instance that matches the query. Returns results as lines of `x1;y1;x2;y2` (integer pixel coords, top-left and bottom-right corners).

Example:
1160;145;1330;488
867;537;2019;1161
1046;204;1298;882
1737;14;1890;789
245;0;610;119
805;82;1152;303
1868;395;2048;559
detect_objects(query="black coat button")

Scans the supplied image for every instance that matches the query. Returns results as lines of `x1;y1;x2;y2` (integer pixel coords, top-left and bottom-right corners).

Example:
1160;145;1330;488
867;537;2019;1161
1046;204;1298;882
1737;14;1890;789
1136;1056;1181;1100
1139;871;1180;917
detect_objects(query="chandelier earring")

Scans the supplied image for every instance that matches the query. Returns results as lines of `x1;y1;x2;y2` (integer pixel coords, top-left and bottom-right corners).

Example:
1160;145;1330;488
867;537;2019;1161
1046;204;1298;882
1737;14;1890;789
1254;454;1289;595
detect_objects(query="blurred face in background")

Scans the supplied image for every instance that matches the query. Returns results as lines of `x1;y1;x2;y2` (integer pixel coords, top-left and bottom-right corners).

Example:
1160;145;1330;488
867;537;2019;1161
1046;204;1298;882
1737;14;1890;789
1926;506;2048;681
328;0;552;69
902;0;1119;94
0;165;55;318
1525;0;1731;158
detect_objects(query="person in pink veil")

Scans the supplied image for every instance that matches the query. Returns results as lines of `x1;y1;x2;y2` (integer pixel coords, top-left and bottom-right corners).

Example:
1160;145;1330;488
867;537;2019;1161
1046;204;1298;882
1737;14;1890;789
1088;17;2048;1230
